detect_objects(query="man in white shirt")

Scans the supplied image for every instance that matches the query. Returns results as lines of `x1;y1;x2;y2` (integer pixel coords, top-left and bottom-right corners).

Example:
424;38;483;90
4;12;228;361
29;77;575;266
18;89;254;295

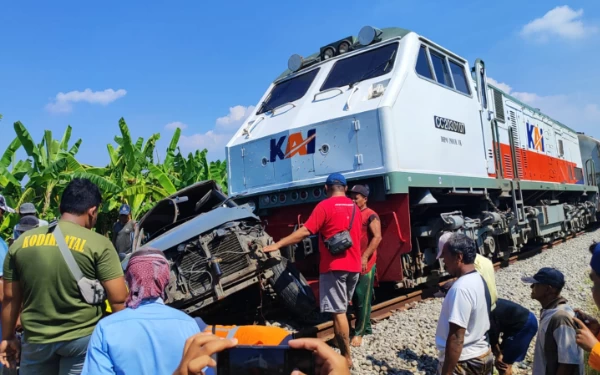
437;232;498;309
436;233;493;375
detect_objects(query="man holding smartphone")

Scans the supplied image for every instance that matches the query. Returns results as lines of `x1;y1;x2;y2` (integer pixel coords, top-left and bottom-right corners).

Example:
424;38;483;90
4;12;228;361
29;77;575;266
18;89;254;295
173;335;350;375
264;173;362;368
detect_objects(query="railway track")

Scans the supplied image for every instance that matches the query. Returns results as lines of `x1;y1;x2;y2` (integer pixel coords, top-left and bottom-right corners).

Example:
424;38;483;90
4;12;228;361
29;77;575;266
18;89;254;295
297;229;592;341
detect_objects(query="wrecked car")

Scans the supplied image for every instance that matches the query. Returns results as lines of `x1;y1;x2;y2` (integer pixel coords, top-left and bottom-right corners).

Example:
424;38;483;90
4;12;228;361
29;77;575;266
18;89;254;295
122;181;316;321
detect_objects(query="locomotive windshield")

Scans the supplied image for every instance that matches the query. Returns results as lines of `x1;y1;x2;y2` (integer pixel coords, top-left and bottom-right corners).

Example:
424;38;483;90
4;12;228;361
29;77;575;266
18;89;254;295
320;42;398;91
257;68;320;115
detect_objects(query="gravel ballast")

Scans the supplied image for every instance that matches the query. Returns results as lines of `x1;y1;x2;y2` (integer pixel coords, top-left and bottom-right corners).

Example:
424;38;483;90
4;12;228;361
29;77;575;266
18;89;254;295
349;229;600;375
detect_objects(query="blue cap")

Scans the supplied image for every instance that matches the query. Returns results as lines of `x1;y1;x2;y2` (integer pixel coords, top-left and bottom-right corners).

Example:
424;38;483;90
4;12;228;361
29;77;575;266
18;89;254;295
119;204;131;215
325;173;347;186
521;267;565;289
590;243;600;275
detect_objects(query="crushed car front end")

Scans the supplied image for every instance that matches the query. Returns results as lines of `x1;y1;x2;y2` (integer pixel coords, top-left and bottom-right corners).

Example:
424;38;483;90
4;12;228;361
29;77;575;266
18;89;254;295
125;181;280;315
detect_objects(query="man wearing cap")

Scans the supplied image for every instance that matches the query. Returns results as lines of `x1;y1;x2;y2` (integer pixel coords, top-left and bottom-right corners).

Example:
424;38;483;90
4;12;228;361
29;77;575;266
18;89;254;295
263;173;361;368
8;203;47;246
435;232;493;375
522;267;584;375
13;216;40;241
17;203;48;227
112;204;134;255
348;184;381;347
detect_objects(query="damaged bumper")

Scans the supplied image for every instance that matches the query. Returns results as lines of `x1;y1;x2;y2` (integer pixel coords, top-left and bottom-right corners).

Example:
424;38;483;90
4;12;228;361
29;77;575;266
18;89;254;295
123;181;280;315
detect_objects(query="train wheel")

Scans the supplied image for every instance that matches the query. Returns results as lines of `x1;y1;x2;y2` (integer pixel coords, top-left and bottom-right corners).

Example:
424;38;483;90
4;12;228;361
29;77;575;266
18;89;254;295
269;258;317;320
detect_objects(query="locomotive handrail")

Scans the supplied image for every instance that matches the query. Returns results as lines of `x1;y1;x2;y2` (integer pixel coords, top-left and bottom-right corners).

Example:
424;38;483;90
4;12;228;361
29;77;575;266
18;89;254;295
271;102;296;115
313;87;343;101
242;116;264;137
380;211;407;244
344;86;359;111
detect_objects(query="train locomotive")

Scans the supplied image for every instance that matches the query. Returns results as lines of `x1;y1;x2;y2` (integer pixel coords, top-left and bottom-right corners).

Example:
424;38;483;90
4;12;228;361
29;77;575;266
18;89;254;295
225;25;600;293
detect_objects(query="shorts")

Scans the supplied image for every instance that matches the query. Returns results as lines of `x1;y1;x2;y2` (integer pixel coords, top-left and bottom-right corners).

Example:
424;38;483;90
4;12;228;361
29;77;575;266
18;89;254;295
319;271;359;313
437;349;493;375
500;312;538;364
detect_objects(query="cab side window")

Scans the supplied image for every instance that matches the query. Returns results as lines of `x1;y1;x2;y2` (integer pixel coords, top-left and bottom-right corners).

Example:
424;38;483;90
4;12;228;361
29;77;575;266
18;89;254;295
415;44;471;97
415;46;433;79
449;60;471;95
430;51;452;88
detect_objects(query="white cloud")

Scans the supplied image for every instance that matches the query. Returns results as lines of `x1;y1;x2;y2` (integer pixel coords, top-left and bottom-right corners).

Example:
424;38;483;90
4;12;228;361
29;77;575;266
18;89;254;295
487;77;512;94
520;6;597;41
511;91;542;103
179;131;233;156
167;105;254;161
488;77;599;136
216;105;256;130
46;88;127;114
164;121;188;130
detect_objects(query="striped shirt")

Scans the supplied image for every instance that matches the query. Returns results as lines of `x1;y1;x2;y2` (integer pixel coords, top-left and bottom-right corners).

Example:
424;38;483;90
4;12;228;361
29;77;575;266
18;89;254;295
532;298;583;375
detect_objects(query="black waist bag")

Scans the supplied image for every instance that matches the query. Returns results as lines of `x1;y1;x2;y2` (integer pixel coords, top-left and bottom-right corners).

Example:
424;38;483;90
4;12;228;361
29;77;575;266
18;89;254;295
322;204;356;256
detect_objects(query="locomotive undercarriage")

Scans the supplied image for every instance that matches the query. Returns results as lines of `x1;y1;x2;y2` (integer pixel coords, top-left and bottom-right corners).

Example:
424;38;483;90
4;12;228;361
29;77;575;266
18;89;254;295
401;184;598;288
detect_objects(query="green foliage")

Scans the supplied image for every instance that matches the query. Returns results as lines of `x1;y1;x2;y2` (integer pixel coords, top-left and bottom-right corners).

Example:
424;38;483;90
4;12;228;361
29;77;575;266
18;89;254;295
0;118;228;239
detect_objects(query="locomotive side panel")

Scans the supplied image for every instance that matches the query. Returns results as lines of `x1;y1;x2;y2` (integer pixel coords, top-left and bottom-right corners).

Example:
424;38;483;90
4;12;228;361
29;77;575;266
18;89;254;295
389;37;490;180
493;93;583;185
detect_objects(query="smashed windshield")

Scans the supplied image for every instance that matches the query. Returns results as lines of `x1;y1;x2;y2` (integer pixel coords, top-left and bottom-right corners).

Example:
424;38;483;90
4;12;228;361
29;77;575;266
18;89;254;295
257;68;320;115
320;42;398;91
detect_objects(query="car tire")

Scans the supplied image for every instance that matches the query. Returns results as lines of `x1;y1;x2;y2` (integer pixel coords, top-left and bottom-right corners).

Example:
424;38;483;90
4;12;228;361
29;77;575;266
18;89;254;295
269;258;317;320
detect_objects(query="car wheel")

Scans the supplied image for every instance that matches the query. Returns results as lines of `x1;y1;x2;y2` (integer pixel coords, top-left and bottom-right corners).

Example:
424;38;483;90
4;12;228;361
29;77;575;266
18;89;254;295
269;258;317;320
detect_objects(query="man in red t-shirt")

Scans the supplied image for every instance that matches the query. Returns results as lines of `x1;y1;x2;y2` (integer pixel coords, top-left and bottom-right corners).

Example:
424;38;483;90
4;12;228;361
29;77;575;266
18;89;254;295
263;172;361;367
348;184;381;347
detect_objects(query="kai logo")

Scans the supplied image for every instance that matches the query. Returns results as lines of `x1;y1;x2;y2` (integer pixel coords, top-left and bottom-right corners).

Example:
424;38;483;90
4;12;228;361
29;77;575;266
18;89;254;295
527;122;545;152
270;129;316;162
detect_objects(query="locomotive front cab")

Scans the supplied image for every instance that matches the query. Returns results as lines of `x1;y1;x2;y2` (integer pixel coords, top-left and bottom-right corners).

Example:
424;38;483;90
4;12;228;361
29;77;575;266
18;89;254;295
225;27;427;285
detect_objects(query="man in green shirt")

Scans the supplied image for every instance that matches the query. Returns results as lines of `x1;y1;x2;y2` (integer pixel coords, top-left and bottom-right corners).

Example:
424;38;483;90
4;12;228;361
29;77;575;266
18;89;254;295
0;178;128;375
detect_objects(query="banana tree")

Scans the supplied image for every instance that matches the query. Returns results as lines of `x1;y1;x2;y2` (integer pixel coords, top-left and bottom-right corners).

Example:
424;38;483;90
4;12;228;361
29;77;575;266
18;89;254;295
102;118;178;221
0;117;232;240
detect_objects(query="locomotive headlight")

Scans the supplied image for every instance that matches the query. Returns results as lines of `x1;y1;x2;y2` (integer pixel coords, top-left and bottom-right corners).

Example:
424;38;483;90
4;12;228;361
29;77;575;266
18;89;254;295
288;54;303;72
358;25;382;46
338;41;350;54
322;47;335;60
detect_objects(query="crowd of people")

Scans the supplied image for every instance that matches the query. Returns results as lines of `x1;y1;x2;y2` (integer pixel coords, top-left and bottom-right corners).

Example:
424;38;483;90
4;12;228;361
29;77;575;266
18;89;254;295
0;172;599;375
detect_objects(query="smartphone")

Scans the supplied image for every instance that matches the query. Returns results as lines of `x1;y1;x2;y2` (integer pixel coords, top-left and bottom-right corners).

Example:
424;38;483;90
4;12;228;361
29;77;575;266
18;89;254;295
575;311;590;325
217;345;315;375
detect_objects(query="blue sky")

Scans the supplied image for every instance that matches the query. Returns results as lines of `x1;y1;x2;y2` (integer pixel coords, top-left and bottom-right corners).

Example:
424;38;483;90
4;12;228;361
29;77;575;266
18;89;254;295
1;1;599;166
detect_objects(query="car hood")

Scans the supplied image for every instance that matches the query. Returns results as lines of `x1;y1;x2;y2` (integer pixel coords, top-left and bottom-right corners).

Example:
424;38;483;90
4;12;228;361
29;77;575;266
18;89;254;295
141;205;258;251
